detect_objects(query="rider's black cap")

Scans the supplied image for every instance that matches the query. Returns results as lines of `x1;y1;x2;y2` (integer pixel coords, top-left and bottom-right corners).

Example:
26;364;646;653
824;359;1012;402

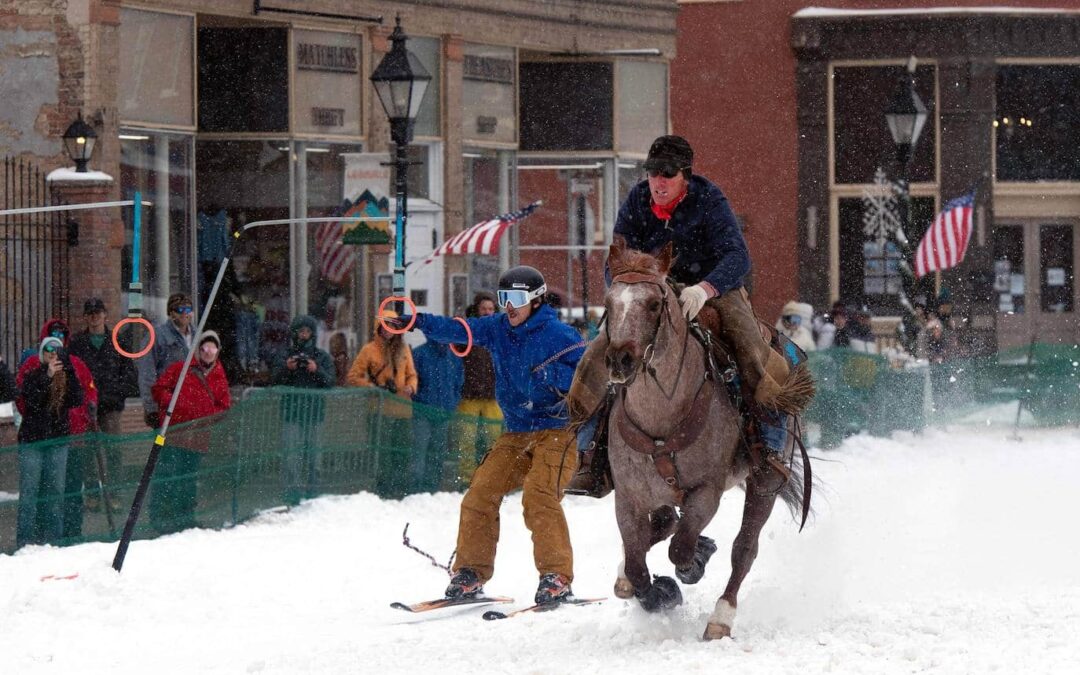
644;135;693;171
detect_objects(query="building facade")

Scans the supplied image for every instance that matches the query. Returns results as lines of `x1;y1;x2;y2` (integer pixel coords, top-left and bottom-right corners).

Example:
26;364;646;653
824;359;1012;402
676;0;1080;351
1;0;675;368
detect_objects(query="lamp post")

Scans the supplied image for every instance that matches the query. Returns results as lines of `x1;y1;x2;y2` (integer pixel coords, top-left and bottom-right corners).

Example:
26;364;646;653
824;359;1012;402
370;16;431;315
884;58;929;308
62;112;97;173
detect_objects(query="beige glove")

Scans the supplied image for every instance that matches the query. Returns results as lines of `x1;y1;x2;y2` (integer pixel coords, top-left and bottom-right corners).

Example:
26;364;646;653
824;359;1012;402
679;284;709;320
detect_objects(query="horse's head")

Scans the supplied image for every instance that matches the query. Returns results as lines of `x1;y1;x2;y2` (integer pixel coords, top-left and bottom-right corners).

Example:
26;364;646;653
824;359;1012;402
604;237;676;384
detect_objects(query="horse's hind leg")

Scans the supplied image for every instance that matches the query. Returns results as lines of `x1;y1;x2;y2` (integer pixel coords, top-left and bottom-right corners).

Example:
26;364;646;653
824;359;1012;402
704;476;777;641
615;506;678;598
669;486;722;585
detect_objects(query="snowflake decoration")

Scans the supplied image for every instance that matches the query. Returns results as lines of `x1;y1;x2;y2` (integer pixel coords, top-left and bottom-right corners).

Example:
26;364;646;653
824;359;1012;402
862;167;902;244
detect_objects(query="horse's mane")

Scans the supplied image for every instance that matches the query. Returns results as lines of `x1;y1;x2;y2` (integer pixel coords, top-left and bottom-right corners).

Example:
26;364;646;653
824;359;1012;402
608;245;666;278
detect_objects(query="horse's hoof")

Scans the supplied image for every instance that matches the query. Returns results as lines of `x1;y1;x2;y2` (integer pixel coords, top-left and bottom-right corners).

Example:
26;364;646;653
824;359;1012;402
637;575;683;612
675;536;718;585
702;622;732;641
614;577;635;599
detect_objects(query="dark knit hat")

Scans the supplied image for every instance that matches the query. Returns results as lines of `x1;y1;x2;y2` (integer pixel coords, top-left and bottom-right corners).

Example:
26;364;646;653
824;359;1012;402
644;135;693;171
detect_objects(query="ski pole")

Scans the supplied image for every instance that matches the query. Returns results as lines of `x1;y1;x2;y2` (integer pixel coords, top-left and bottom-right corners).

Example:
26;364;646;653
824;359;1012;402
93;444;117;536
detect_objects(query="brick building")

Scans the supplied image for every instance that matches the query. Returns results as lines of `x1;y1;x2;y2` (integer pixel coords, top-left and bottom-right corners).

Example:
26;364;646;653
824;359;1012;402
675;1;1080;350
1;0;676;367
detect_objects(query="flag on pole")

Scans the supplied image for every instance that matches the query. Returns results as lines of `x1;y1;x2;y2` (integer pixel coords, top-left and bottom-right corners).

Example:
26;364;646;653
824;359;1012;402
316;201;362;284
420;201;542;265
913;192;975;278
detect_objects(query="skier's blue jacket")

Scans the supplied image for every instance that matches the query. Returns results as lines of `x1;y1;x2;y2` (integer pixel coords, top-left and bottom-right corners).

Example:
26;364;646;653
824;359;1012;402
412;304;586;433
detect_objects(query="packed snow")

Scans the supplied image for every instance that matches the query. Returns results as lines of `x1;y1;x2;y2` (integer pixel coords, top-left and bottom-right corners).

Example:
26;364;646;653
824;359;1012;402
3;426;1079;674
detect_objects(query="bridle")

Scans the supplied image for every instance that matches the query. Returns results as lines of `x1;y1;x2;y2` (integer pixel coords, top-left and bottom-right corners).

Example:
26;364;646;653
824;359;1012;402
606;271;686;395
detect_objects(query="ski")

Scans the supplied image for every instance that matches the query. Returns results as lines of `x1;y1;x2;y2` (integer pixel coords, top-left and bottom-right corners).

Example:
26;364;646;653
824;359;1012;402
482;596;606;620
390;595;513;614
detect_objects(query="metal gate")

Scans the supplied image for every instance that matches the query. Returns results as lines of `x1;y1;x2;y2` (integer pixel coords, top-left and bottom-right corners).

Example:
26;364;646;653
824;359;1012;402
1;157;74;368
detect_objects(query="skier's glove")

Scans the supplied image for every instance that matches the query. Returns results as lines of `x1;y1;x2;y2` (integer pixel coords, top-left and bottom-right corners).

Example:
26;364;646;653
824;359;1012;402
678;284;709;320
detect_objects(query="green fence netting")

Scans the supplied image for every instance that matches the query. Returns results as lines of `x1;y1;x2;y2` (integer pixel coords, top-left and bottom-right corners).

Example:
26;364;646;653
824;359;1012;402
0;387;504;554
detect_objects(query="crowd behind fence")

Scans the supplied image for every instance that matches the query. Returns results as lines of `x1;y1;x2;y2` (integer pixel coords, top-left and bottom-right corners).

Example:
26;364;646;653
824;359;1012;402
2;344;1078;553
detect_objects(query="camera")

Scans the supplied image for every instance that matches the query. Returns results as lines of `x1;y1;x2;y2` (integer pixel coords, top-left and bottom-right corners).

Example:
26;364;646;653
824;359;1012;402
291;353;311;369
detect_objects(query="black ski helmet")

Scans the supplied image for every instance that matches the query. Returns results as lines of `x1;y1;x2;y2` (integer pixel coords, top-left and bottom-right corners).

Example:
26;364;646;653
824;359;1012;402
498;265;547;305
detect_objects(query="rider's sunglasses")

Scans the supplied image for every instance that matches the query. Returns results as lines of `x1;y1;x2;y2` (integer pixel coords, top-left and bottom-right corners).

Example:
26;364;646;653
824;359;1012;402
646;164;687;180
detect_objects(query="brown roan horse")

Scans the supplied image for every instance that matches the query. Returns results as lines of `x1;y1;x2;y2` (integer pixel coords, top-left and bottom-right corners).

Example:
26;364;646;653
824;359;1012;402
602;238;808;641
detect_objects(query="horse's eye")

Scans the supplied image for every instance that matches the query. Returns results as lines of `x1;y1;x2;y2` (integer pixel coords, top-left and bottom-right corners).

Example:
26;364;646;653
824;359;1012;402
647;299;661;312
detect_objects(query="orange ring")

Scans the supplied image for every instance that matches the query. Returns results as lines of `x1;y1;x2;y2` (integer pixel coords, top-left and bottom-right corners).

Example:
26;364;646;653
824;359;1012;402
113;317;155;359
378;296;417;334
450;317;473;357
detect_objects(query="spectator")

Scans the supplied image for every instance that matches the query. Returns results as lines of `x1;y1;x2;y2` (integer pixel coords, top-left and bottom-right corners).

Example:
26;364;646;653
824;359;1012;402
921;318;956;365
258;320;290;374
347;309;418;498
138;293;196;429
775;301;815;353
328;332;351;386
846;307;877;352
0;355;15;404
17;318;99;541
69;298;139;512
935;287;955;329
15;337;84;548
271;316;334;505
831;306;855;348
455;292;502;483
149;331;231;534
411;340;464;493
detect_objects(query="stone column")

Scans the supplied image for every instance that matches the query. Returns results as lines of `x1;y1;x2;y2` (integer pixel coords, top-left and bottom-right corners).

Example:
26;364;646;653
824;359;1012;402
47;171;124;322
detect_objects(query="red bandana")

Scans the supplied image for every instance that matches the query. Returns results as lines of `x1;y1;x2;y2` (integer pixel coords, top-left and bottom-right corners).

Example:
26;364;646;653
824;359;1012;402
650;189;687;222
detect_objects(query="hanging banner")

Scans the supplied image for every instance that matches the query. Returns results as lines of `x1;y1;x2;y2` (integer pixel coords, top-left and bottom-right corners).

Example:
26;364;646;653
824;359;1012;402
340;153;391;245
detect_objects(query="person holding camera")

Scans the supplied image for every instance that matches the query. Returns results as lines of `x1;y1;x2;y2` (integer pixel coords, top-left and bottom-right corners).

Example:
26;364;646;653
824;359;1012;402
272;315;334;505
14;336;85;548
347;309;418;498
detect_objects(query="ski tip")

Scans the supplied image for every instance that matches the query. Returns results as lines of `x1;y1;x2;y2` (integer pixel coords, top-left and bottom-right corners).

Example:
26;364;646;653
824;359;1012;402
390;602;414;612
481;610;509;621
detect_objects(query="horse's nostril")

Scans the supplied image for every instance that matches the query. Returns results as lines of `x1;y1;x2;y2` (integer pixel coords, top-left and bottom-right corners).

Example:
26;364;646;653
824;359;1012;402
619;352;634;371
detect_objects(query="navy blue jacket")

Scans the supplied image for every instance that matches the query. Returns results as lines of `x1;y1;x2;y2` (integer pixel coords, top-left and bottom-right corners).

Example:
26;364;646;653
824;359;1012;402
613;174;749;296
413;305;586;432
412;342;464;412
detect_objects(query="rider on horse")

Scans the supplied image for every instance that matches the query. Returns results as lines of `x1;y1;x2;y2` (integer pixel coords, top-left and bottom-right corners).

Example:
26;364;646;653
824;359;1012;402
567;135;807;495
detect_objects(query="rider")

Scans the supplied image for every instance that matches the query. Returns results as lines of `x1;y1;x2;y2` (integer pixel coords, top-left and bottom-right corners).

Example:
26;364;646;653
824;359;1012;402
567;135;803;494
390;266;587;605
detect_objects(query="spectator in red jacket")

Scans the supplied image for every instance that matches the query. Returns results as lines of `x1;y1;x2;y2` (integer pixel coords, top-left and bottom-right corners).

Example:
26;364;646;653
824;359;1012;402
149;330;231;533
17;318;99;541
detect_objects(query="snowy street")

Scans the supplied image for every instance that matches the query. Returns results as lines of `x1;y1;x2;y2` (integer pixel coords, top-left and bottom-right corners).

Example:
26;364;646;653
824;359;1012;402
3;427;1080;674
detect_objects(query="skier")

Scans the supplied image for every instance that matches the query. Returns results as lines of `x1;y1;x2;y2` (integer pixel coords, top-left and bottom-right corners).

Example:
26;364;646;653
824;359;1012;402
388;266;586;605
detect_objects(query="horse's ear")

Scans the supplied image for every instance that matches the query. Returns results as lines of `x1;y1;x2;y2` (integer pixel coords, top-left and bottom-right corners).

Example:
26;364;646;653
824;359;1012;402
656;241;675;274
609;234;627;264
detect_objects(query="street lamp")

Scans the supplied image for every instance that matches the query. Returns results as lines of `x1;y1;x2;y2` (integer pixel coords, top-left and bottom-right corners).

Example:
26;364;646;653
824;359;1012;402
370;16;431;315
884;58;929;311
62;112;97;173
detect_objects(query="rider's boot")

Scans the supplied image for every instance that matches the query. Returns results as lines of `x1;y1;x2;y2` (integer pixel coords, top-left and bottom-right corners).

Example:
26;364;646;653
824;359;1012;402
749;408;792;483
565;414;613;498
565;335;614;498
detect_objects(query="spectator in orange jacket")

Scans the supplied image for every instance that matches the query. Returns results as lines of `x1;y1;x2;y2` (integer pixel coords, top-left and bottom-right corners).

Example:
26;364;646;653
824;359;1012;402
149;330;231;533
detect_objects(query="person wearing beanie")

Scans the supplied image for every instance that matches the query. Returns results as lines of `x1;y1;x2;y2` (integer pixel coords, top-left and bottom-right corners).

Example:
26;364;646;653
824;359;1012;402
14;335;85;548
148;330;231;534
271;315;334;505
776;301;816;354
138;292;196;429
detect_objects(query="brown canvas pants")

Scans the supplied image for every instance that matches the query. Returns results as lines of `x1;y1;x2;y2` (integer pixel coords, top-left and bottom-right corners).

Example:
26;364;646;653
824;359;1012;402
453;428;578;584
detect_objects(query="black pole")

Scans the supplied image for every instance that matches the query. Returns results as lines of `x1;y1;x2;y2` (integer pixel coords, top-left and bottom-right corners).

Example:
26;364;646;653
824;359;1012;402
576;193;588;320
392;129;409;317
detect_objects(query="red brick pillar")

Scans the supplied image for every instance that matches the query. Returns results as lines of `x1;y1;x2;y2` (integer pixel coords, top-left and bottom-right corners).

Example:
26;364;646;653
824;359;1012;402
47;172;124;323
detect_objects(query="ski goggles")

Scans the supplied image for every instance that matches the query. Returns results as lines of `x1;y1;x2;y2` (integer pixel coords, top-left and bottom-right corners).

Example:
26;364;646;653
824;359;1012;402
782;314;803;326
497;285;546;309
43;343;60;353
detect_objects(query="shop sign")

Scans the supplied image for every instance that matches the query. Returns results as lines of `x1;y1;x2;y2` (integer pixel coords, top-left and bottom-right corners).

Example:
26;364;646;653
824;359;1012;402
293;30;362;135
341;153;392;246
464;55;514;84
463;44;516;145
297;42;359;73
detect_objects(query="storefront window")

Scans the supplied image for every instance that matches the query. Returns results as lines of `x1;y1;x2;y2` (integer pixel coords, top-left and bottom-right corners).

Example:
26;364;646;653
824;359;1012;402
1040;224;1074;313
833;65;936;185
119;9;194;127
464;148;515;295
463;44;517;145
119;131;194;317
992;224;1025;314
616;61;667;153
197;26;289;133
520;62;613;151
409;36;442;138
996;65;1080;182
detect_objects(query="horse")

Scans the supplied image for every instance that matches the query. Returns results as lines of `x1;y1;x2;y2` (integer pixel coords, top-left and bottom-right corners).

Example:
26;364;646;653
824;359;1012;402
601;237;808;640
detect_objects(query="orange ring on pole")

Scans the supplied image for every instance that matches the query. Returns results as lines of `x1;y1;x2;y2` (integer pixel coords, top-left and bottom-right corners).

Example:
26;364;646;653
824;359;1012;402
378;296;417;334
113;317;155;359
450;317;473;358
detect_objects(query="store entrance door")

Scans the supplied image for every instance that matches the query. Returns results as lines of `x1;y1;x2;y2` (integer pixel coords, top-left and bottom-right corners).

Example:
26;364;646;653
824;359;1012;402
992;220;1080;349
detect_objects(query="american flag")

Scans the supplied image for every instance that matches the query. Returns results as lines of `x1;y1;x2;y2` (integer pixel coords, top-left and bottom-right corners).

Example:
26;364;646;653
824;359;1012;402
914;192;975;278
316;200;364;284
420;201;542;265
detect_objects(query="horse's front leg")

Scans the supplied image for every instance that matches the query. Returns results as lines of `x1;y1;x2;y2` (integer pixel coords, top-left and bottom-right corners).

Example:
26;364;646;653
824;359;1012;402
614;496;683;612
704;472;777;641
669;484;722;585
615;505;677;599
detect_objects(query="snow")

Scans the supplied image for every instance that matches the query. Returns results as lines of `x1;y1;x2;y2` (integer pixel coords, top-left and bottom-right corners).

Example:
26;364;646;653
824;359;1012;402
46;167;114;183
3;427;1080;674
794;6;1080;18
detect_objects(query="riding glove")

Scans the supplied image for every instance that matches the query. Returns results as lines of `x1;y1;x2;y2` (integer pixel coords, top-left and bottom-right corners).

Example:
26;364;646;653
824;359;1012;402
679;284;709;320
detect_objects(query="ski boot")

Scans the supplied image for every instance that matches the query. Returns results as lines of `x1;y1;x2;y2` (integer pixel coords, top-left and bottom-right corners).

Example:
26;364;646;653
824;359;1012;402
535;573;572;605
445;568;483;599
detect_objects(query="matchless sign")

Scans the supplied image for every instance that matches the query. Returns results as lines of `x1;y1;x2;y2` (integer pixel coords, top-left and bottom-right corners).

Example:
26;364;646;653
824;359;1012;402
292;30;362;135
297;42;359;73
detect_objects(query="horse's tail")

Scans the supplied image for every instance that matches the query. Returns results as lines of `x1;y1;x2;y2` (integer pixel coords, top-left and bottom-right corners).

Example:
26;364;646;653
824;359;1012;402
777;418;815;531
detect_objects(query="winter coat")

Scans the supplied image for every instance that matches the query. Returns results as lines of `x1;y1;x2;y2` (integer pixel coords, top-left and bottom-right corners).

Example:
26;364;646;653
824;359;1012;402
775;301;816;354
414;304;586;433
151;357;231;428
412;342;464;412
612;174;749;296
17;319;99;434
460;346;496;400
138;318;195;414
69;327;139;413
271;315;334;423
16;356;85;444
347;326;418;398
0;357;15;404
